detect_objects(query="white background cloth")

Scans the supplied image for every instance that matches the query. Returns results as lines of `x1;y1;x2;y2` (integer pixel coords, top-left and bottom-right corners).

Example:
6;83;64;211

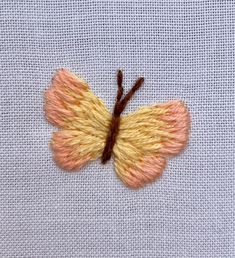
1;1;234;257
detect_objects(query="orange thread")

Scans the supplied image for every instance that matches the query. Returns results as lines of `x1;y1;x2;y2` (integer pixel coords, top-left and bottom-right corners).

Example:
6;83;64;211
44;69;190;188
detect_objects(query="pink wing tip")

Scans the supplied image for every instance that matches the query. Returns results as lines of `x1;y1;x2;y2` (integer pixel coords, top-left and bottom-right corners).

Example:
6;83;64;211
121;156;166;189
51;131;91;171
44;68;89;127
159;100;190;156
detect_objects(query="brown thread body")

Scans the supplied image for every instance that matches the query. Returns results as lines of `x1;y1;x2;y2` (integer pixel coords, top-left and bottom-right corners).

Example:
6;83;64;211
101;70;144;164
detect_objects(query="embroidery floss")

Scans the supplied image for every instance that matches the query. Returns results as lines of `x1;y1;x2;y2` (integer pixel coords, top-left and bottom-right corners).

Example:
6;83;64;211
101;70;144;163
44;69;190;189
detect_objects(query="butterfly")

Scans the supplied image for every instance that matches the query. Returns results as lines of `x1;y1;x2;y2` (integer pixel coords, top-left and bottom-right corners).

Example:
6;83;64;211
44;69;190;189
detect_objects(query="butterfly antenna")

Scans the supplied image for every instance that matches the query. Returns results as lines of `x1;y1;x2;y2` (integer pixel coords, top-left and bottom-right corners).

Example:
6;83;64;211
120;76;144;111
116;70;123;102
101;71;144;164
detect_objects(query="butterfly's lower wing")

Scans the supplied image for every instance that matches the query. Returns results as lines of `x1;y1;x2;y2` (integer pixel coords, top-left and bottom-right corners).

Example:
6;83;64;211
44;69;111;170
113;100;190;188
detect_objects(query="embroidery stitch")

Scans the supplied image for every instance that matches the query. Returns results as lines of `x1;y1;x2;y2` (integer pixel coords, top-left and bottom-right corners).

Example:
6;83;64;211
101;70;144;163
44;69;190;189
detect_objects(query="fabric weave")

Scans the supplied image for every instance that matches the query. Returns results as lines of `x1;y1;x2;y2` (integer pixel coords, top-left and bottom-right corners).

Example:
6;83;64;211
0;1;234;257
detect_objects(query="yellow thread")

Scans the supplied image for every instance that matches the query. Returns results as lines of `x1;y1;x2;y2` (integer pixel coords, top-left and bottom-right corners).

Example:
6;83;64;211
45;69;190;188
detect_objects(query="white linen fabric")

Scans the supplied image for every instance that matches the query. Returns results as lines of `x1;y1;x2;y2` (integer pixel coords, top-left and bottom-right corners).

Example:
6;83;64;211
1;1;234;257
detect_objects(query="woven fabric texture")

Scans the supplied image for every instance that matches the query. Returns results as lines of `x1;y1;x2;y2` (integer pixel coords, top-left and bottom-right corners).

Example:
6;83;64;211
1;1;234;257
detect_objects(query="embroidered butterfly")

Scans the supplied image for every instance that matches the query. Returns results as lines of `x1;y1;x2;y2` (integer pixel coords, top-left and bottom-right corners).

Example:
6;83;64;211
44;69;190;189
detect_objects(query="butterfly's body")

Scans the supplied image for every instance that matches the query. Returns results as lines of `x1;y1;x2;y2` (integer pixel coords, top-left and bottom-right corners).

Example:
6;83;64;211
45;69;190;188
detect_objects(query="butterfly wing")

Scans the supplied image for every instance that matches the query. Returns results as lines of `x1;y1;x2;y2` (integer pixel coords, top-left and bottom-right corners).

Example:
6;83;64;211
113;100;190;188
44;69;111;170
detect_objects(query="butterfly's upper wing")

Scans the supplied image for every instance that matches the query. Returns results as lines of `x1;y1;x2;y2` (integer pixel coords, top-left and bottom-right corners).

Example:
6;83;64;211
44;69;111;170
113;101;190;188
